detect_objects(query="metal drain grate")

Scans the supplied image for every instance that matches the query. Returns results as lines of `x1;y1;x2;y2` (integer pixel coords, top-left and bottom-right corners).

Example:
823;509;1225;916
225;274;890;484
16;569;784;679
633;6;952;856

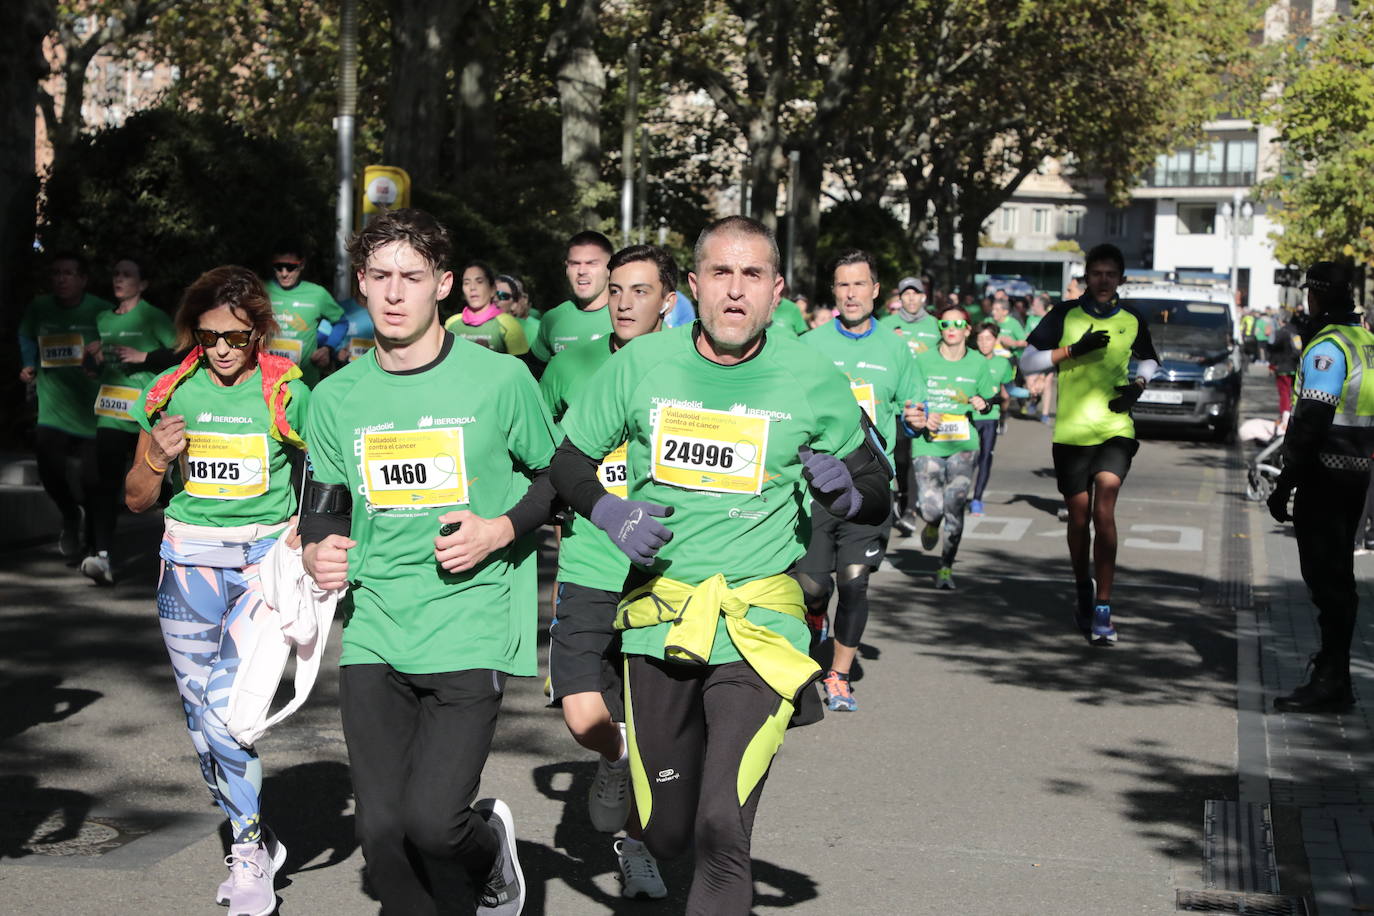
1203;800;1278;893
1213;445;1254;609
1;811;153;858
1176;889;1308;915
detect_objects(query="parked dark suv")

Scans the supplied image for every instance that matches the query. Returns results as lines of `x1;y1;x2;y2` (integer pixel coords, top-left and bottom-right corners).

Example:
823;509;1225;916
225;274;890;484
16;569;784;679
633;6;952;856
1120;291;1242;442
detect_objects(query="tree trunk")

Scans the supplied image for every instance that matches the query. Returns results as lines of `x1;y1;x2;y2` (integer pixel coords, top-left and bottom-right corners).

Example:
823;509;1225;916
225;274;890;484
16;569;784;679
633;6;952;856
452;0;493;177
0;0;53;320
549;0;603;218
384;0;465;188
791;139;823;295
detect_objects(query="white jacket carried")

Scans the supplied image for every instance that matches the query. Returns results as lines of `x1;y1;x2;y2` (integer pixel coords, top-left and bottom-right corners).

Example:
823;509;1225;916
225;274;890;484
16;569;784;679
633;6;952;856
226;531;345;747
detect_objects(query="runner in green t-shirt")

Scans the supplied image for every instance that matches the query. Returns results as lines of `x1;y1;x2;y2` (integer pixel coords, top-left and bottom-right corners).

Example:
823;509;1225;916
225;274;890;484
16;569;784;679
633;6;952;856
540;244;678;900
17;251;110;557
770;296;808;336
969;321;1016;518
1021;243;1160;645
911;307;997;589
879;276;943;535
496;273;541;347
797;251;924;713
81;257;177;583
550;216;894;914
991;297;1028;363
123;265;309;915
300;209;547;915
531;230;614;364
442;261;537;372
265;243;345;387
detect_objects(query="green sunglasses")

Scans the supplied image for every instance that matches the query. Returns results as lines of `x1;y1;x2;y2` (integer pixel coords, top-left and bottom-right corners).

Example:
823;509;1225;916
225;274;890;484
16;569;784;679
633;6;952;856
938;318;969;330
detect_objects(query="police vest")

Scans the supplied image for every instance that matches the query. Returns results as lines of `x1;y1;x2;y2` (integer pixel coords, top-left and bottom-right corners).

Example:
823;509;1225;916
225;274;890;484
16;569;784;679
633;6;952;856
1298;322;1374;471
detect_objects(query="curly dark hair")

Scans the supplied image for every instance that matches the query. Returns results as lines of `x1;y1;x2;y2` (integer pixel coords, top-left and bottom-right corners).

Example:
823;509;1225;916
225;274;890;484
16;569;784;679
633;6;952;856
174;265;278;350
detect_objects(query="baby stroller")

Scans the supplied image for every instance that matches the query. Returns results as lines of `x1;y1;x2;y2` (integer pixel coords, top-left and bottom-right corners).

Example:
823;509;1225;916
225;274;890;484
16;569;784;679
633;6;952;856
1243;418;1284;502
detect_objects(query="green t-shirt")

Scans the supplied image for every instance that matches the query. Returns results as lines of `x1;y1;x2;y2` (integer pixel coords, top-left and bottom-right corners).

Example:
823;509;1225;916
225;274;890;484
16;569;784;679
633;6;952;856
531;299;610;362
135;365;309;527
266;278;344;387
540;338;629;592
562;323;866;665
305;334;560;675
443;311;530;355
19;293;112;438
912;347;996;457
981;354;1016;421
772;298;808;336
799;318;924;467
878;310;942;359
1026;313;1043;334
1026;297;1159;447
517;314;541;345
95;300;176;432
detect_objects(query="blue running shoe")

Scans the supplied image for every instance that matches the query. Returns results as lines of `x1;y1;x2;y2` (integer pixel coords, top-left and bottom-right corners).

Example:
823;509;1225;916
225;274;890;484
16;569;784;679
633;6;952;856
969;499;984;516
1090;604;1117;645
822;670;856;711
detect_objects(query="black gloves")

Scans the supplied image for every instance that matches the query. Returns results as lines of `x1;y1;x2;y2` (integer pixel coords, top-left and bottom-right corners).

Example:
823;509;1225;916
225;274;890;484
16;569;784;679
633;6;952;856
1108;382;1144;413
1069;327;1110;359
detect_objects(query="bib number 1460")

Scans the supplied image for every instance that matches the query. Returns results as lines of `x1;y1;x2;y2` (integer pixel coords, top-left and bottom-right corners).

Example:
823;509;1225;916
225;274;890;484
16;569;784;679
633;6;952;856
377;462;428;486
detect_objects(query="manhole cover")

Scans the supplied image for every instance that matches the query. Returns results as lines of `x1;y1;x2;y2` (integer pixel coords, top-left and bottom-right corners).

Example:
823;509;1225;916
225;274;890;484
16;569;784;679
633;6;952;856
3;812;153;857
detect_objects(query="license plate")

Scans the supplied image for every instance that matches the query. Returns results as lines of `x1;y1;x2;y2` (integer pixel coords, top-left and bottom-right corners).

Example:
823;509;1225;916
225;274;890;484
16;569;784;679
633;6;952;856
1139;389;1184;405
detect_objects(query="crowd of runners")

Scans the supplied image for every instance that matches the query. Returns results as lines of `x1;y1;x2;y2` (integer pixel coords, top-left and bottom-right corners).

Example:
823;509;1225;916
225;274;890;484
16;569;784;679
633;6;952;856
15;211;1190;916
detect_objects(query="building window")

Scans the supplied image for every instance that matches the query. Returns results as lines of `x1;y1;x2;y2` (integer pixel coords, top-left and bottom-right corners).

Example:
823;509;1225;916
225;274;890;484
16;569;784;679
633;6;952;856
1177;203;1217;235
1032;208;1049;234
1061;209;1084;236
1105;210;1127;237
998;206;1017;233
1224;139;1257;186
1148;137;1258;188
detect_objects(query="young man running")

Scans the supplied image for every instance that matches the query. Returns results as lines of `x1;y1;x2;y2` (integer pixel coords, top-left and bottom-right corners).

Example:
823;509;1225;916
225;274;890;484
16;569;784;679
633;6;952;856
879;275;942;534
531;231;614;364
302;208;559;915
798;250;923;711
18;251;111;558
1020;243;1159;645
264;242;345;387
550;216;893;913
538;244;677;899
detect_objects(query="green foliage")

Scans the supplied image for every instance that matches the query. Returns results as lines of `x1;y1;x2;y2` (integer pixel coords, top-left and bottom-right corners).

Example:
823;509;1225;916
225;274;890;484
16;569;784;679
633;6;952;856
40;108;334;308
1261;4;1374;268
814;202;912;295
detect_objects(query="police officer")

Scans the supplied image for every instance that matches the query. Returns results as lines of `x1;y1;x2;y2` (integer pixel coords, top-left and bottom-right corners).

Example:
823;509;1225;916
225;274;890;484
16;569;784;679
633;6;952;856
1268;261;1370;713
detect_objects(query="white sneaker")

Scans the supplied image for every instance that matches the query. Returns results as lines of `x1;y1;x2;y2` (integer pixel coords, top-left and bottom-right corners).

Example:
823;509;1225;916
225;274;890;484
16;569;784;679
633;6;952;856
588;746;631;834
80;551;114;585
224;841;277;916
217;828;285;906
615;837;667;899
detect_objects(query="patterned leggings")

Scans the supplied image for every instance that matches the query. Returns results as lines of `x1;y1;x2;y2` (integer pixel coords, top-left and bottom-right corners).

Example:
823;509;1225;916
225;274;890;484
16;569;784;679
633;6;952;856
914;450;977;567
156;534;275;844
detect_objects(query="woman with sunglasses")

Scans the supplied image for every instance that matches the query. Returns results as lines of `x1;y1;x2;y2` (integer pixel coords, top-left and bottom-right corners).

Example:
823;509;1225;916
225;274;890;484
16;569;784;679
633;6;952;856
443;260;532;357
910;306;997;589
82;256;176;584
125;266;310;916
969;322;1015;517
496;272;541;343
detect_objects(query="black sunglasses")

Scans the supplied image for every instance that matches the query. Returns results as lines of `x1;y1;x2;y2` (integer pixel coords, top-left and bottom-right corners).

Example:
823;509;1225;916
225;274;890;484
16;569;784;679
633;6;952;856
272;262;302;272
194;328;254;349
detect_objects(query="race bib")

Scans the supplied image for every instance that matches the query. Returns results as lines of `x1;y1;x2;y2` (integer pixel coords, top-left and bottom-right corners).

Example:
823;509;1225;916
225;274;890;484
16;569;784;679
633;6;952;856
598;442;629;499
931;413;971;443
182;432;269;500
93;384;141;421
651;406;769;495
994;345;1013;359
363;427;468;508
347;337;375;362
266;337;304;363
38;333;83;368
850;382;877;423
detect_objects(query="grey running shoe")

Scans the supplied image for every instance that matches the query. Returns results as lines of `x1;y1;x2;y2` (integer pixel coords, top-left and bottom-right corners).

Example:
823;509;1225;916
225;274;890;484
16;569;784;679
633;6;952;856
587;740;631;833
224;841;277;916
80;551;114;585
475;798;525;915
218;828;286;906
615;838;667;899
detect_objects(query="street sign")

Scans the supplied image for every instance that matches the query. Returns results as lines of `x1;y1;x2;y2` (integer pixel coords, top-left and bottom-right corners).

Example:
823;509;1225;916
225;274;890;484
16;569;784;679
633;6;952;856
359;165;411;227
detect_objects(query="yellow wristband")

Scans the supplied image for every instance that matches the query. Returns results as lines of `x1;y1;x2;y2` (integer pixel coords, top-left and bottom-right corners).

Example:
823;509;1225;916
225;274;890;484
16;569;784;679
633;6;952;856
144;451;167;474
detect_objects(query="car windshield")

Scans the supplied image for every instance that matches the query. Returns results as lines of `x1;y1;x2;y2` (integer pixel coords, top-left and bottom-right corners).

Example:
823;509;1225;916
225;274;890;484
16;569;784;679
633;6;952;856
1126;298;1230;351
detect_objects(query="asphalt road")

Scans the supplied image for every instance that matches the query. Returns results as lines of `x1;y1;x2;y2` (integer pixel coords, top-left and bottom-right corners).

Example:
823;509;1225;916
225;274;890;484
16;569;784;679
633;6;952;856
0;395;1243;915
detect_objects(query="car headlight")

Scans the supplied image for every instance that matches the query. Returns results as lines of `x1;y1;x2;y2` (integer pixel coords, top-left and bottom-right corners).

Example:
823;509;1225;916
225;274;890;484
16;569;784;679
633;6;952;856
1202;361;1231;383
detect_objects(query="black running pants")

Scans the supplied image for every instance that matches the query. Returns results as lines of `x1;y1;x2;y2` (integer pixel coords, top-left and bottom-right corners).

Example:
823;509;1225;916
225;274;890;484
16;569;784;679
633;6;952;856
34;425;97;544
1293;470;1365;663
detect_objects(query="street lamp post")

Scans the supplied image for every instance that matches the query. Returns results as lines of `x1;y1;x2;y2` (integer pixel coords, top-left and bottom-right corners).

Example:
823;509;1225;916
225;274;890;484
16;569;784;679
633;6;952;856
1220;190;1254;305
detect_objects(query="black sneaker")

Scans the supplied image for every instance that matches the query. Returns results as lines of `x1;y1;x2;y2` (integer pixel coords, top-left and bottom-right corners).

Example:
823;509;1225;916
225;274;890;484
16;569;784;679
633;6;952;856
474;798;525;914
893;510;918;537
1273;654;1355;713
